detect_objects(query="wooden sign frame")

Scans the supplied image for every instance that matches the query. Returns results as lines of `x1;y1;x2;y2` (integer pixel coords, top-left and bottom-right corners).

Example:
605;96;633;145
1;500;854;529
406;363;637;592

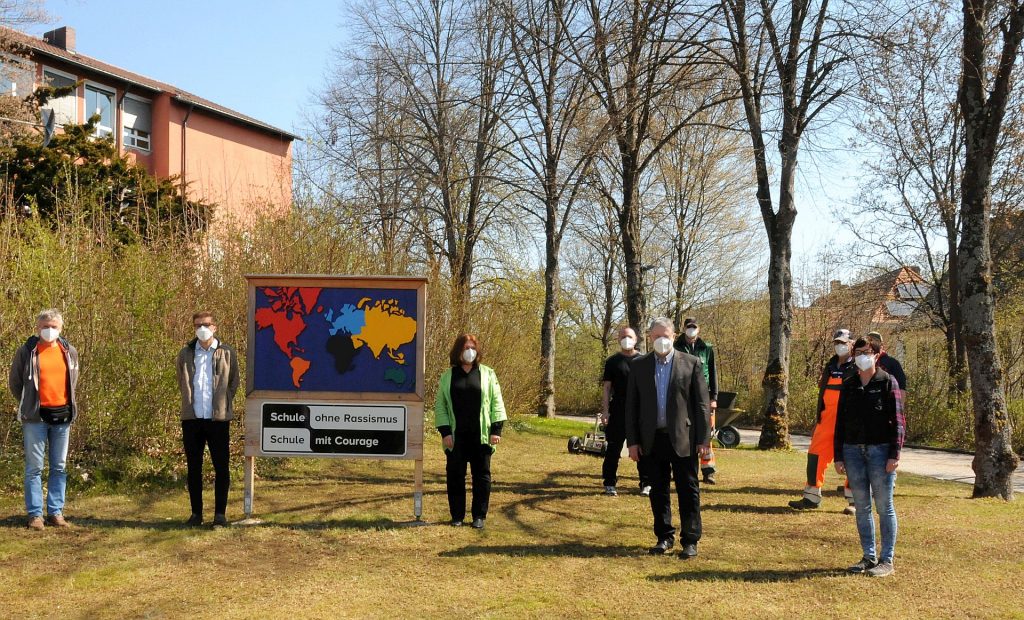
242;274;428;522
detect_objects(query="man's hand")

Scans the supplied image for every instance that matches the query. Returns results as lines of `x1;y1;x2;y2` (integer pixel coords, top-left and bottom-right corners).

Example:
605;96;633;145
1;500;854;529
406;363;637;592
601;413;609;426
697;443;711;459
489;435;501;446
835;461;846;475
886;459;898;473
628;444;640;462
442;435;454;450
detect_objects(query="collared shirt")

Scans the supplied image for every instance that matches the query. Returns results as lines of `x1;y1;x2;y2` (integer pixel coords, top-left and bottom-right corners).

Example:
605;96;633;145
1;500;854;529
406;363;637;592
654;352;674;429
193;339;219;420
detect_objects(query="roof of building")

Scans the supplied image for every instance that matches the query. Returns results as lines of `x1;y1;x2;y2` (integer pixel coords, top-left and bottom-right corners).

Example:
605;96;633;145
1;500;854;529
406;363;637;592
2;27;299;141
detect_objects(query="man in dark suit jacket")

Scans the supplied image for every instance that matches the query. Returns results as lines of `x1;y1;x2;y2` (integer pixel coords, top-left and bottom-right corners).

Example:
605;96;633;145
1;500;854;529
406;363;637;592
626;317;712;558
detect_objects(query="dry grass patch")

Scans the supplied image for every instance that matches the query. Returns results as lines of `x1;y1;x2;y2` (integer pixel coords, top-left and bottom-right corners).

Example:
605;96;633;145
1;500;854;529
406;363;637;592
0;418;1021;619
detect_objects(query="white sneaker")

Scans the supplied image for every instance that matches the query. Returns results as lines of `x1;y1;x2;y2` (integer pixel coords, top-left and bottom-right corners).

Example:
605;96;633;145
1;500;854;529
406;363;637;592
843;504;856;515
604;485;618;496
640;485;652;497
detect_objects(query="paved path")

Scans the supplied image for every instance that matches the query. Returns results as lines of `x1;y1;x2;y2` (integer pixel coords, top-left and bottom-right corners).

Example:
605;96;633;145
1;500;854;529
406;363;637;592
554;415;1021;493
737;428;1024;494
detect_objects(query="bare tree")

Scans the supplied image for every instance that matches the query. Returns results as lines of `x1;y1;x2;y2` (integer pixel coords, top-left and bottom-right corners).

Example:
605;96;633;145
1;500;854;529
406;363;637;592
344;0;515;322
957;0;1024;499
503;0;599;416
849;3;968;397
719;0;884;449
568;0;729;334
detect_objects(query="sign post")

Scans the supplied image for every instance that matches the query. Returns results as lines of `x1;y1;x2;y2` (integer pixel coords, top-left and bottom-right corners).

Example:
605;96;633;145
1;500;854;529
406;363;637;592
242;275;427;523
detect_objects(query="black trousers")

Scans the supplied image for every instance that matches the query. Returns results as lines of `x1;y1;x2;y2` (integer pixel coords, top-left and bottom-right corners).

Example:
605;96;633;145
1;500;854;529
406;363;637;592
445;438;492;521
602;421;652;488
648;431;702;545
182;419;230;516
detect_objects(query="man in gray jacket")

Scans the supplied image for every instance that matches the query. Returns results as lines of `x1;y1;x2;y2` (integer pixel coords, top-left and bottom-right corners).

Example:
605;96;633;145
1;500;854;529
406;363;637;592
9;309;80;530
626;317;711;559
176;311;240;526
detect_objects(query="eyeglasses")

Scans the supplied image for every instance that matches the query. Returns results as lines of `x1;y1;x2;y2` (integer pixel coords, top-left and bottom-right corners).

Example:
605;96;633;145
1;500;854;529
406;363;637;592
853;348;873;356
194;323;214;328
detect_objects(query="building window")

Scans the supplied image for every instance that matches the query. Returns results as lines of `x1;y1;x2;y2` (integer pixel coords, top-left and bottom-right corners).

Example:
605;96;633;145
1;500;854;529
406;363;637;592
123;96;151;151
42;69;77;125
0;57;33;97
85;84;114;137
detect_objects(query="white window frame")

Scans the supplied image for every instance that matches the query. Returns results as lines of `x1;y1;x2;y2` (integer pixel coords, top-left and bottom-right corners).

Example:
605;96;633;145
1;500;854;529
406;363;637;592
122;93;152;152
84;80;116;139
40;65;78;126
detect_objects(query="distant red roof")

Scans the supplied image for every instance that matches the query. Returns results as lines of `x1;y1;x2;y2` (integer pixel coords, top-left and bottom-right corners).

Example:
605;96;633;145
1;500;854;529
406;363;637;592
2;27;299;141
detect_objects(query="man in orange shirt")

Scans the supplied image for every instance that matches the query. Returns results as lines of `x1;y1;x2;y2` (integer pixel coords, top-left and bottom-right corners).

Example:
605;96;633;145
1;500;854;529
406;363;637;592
8;309;80;530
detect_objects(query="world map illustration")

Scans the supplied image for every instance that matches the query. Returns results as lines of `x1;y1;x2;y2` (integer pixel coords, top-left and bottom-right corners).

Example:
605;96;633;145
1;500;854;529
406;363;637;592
253;286;418;393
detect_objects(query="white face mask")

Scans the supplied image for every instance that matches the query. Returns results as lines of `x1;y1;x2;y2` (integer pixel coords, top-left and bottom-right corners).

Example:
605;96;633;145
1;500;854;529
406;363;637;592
685;327;699;339
652;337;674;356
39;327;60;343
196;326;214;342
835;344;850;358
461;348;477;364
620;337;636;351
855;354;875;371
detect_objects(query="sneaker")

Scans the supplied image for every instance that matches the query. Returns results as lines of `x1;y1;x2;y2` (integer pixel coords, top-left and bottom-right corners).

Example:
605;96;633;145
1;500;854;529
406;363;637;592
27;516;44;531
640;485;652;497
450;519;464;527
842;504;856;515
185;514;203;527
471;518;485;529
45;514;70;528
604;485;618;496
788;498;820;510
702;472;716;485
867;561;895;577
213;513;230;527
847;557;877;574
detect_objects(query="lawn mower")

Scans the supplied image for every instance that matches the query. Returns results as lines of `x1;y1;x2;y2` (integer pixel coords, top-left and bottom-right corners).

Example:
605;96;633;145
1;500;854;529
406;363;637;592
567;411;609;456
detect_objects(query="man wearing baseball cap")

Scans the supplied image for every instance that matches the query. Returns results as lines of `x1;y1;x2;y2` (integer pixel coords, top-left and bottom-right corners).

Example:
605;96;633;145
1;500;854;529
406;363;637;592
788;329;856;513
866;332;907;393
674;317;719;484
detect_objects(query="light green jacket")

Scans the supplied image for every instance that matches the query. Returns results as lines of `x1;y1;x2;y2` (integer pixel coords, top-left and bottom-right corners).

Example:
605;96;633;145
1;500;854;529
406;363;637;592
434;364;507;450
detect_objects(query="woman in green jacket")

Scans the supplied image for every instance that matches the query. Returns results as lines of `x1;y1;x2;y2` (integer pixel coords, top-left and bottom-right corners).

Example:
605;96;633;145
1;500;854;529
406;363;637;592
434;333;507;529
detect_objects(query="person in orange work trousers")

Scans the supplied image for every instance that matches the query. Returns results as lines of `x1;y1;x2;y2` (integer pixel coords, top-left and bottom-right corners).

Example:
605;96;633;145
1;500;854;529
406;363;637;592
788;329;856;513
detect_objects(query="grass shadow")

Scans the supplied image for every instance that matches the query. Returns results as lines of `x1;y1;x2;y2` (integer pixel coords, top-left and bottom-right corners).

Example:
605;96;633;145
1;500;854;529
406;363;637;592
648;567;846;583
712;486;803;497
702;503;794;515
439;542;640;558
0;514;184;531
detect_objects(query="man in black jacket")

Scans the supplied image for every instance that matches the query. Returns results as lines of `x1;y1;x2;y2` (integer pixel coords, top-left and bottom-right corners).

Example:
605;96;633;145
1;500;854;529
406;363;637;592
625;317;711;559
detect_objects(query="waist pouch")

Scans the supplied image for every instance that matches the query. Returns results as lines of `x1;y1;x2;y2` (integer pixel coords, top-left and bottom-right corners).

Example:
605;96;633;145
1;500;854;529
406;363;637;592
39;405;72;425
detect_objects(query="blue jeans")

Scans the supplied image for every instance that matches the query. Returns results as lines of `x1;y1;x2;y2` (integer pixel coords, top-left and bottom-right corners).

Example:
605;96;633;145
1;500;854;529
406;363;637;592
843;443;897;563
23;421;71;517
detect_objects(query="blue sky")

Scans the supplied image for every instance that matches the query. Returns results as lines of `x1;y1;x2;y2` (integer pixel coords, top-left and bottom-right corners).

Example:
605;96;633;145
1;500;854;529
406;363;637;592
35;0;856;271
37;0;347;134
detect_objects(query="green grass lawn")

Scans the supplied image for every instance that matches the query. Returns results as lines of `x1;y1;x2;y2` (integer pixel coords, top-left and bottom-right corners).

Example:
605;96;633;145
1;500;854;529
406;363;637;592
1;418;1022;619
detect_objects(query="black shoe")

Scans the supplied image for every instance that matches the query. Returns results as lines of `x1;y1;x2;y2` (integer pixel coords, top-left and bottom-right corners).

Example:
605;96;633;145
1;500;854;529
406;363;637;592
679;543;698;559
702;472;716;485
185;514;203;527
213;513;229;527
788;498;820;510
471;518;485;529
450;519;464;527
649;539;674;555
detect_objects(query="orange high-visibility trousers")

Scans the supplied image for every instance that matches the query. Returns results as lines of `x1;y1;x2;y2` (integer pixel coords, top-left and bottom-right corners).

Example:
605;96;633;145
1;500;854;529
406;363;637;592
701;411;716;471
802;375;850;502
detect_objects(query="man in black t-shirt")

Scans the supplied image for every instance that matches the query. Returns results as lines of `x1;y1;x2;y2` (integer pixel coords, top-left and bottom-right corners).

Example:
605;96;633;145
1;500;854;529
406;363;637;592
601;326;651;496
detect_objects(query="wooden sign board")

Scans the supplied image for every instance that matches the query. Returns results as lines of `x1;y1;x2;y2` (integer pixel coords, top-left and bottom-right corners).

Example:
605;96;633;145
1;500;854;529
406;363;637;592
242;275;428;521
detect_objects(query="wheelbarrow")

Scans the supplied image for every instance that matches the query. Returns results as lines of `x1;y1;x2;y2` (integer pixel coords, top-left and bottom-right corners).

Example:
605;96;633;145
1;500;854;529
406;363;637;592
568;411;608;456
713;391;743;448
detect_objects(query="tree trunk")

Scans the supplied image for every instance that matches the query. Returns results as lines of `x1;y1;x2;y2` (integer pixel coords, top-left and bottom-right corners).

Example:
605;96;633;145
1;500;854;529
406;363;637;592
538;210;560;417
757;209;794;450
620;156;646;335
946;222;968;396
958;0;1023;499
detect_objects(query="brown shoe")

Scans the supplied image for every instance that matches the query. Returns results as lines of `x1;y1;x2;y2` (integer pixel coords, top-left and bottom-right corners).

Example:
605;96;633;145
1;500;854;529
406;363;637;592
27;516;44;530
45;514;70;528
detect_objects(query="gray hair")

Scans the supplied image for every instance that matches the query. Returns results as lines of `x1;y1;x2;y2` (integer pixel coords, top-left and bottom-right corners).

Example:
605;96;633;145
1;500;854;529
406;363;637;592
648;316;674;333
37;308;64;327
